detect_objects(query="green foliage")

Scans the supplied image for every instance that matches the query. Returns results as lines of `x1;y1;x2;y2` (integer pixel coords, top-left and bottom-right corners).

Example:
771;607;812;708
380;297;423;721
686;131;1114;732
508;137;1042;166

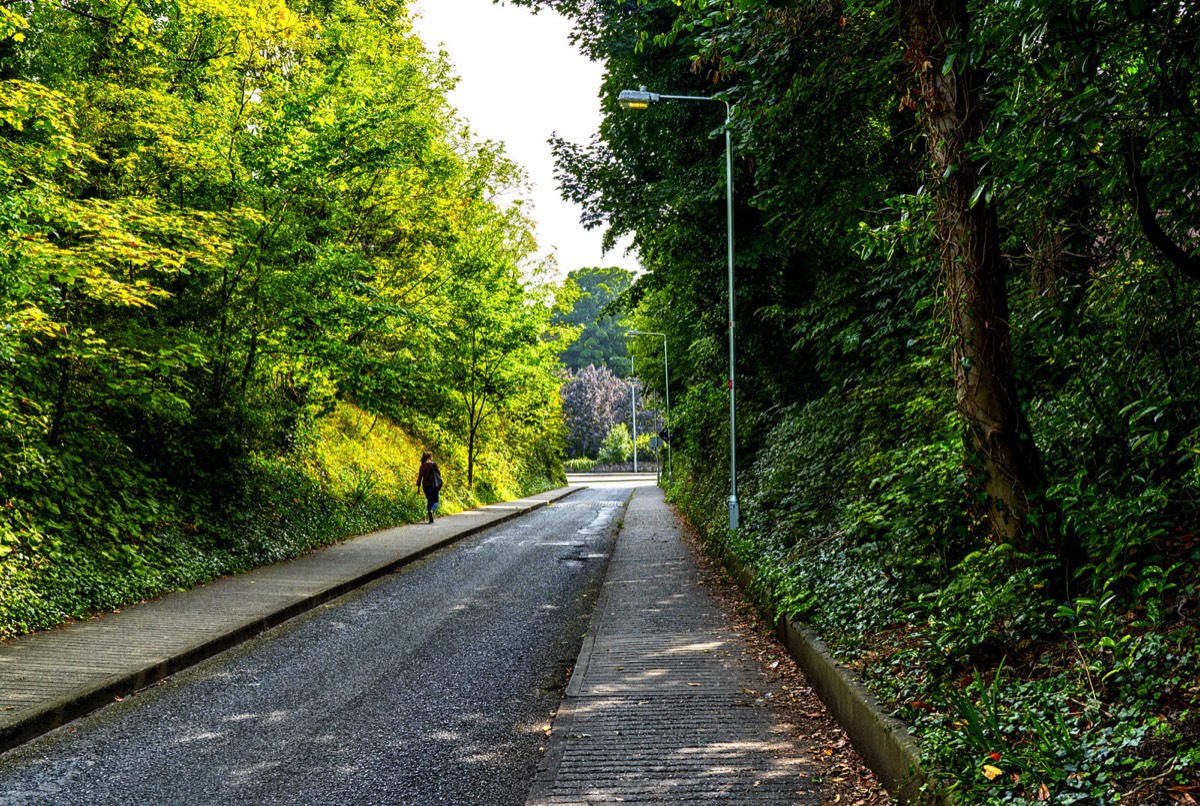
0;399;547;640
598;423;634;465
0;0;566;640
531;0;1200;799
904;631;1198;804
555;266;634;376
732;353;971;645
433;222;566;487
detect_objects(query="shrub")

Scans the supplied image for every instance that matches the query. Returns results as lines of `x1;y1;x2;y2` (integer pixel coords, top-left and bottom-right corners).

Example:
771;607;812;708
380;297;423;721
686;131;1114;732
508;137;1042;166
598;423;634;464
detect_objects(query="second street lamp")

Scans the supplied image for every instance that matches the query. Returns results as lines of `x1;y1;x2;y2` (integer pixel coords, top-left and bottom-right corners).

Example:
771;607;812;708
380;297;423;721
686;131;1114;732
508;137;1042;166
630;352;637;473
618;87;739;529
627;329;671;485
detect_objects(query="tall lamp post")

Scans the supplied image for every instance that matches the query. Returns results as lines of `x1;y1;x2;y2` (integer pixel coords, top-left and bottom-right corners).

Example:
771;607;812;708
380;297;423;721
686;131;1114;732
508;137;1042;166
627;329;671;485
618;87;738;529
630;352;637;473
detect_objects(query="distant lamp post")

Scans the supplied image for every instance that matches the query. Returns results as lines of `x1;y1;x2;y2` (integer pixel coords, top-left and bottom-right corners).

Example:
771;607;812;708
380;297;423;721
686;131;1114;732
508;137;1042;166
618;87;738;529
630;353;637;473
627;329;671;484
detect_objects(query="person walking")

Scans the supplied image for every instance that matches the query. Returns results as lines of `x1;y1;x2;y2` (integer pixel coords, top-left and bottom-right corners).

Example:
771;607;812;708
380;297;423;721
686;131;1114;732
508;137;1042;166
416;451;442;523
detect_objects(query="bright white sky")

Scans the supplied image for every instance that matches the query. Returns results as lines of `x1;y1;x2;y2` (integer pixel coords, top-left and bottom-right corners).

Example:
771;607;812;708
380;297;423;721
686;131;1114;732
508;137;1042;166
411;0;637;277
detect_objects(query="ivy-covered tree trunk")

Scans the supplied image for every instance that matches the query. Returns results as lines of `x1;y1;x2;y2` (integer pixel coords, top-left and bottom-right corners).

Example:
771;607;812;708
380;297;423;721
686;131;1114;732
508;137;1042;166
903;0;1047;550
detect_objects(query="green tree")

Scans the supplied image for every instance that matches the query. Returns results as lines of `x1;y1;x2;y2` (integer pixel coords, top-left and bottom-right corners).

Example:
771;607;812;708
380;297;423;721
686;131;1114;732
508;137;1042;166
598;423;633;465
516;0;1200;798
0;0;570;627
433;181;563;487
555;266;634;375
523;0;1050;552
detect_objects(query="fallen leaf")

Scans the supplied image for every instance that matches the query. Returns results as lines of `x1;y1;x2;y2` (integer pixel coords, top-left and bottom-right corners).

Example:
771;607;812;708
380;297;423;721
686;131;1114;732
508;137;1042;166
981;764;1003;781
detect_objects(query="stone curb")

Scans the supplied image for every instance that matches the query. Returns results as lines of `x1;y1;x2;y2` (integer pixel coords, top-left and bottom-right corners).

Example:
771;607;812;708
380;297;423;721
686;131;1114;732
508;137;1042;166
0;486;583;754
724;560;952;805
776;619;929;803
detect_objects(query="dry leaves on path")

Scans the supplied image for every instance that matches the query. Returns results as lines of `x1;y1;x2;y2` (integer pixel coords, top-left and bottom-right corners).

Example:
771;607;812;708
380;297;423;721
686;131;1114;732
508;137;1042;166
680;521;894;806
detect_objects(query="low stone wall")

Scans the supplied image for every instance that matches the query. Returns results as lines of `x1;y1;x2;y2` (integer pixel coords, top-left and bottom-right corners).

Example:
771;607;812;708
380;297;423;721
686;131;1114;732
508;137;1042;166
569;462;661;474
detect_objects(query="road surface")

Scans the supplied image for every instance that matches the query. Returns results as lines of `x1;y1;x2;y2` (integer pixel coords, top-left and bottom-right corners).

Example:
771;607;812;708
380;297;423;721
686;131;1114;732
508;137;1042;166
0;485;637;805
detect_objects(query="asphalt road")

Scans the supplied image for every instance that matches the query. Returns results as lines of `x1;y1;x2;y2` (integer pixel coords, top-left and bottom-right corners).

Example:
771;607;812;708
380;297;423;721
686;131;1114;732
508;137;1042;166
0;486;631;806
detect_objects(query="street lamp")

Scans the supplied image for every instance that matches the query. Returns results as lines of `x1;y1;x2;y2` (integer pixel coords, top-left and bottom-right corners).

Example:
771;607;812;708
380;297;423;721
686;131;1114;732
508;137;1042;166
630;352;638;473
627;329;671;485
618;87;739;530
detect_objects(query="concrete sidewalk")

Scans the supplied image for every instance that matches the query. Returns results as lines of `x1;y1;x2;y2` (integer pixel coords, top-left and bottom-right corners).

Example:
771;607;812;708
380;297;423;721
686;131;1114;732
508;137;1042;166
528;485;834;805
0;487;579;754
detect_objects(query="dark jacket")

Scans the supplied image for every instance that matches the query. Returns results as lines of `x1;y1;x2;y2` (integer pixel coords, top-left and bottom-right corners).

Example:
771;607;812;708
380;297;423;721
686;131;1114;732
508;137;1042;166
417;460;441;498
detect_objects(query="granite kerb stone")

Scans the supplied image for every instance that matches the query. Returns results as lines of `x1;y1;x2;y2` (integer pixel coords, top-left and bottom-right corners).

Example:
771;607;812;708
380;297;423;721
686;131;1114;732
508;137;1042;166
717;546;954;806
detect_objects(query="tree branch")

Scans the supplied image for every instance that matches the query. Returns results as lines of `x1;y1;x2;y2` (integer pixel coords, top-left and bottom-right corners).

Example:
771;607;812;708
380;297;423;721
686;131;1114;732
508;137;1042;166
1125;136;1200;283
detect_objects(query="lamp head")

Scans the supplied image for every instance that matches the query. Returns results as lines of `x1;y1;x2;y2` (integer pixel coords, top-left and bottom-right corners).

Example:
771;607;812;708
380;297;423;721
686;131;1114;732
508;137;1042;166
618;89;658;110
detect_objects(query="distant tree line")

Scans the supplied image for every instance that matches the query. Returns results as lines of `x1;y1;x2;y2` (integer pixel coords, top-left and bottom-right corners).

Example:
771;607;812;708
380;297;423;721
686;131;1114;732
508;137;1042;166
555;266;665;463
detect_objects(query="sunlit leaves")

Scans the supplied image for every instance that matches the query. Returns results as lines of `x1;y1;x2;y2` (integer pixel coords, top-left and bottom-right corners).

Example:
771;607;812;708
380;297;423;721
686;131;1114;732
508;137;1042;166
0;0;564;599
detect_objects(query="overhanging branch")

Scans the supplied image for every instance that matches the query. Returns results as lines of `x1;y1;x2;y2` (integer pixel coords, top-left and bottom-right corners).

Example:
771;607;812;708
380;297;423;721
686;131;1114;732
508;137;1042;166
1125;136;1200;283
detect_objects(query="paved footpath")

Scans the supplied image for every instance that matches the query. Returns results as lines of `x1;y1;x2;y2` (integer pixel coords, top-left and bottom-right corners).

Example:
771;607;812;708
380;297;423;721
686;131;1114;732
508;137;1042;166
528;485;833;805
2;482;850;805
0;488;578;754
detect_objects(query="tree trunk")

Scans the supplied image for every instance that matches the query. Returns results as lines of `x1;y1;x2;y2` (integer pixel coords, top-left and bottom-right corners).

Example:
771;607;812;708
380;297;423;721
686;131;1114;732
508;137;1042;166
1030;217;1065;298
48;356;72;449
467;420;477;488
903;0;1047;549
